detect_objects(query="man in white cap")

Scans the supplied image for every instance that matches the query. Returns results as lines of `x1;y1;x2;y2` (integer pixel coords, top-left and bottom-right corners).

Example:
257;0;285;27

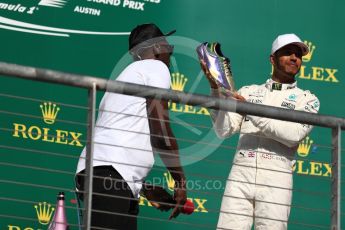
202;34;320;229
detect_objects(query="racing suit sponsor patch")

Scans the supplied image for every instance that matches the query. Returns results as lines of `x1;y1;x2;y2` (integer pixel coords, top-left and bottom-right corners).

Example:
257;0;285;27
261;153;287;162
248;98;263;104
305;99;320;112
281;101;296;110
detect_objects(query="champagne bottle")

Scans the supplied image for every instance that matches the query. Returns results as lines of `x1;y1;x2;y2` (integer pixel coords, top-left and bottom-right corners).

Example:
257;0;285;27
48;192;69;230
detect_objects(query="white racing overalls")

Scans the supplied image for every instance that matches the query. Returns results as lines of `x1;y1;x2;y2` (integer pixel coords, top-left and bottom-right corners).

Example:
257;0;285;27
212;79;319;230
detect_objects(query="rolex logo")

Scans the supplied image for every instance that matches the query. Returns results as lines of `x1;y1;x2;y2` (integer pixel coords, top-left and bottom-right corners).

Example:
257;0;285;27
298;40;339;83
302;41;316;63
168;72;209;115
171;73;188;91
40;102;60;125
34;202;55;225
12;101;83;147
297;136;313;157
163;172;175;191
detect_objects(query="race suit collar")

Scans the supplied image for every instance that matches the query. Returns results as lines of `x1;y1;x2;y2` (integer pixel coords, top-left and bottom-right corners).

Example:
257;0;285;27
265;78;297;91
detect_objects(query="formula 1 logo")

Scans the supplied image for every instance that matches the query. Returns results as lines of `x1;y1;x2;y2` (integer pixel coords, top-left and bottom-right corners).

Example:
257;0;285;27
0;0;130;37
0;14;129;37
38;0;67;8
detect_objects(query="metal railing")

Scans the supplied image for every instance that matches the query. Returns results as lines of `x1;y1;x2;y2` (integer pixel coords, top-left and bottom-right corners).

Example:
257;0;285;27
0;61;343;230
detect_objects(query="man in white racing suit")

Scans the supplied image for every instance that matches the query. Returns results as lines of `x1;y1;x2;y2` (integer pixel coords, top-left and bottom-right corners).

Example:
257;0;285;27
204;34;320;229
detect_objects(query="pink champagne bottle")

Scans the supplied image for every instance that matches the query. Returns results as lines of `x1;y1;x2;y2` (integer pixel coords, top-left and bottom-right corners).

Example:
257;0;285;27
48;192;69;230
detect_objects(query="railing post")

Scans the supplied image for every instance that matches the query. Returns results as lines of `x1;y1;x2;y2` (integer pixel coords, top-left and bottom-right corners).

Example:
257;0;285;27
83;82;97;230
331;125;341;230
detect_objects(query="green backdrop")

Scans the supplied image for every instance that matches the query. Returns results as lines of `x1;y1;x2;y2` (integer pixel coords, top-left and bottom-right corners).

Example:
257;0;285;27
0;0;344;229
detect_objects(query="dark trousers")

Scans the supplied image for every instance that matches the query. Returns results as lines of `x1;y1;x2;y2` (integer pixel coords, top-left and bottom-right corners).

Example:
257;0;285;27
76;166;138;230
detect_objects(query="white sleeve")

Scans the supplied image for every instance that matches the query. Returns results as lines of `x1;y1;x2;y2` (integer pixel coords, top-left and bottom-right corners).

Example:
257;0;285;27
209;88;244;138
146;60;171;89
247;92;320;147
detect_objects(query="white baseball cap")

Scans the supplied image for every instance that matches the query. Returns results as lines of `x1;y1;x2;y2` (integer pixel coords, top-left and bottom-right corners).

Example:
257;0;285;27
271;33;309;55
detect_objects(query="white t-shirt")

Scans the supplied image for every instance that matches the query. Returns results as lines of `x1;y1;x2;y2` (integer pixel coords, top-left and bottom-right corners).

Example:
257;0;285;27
76;59;171;197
